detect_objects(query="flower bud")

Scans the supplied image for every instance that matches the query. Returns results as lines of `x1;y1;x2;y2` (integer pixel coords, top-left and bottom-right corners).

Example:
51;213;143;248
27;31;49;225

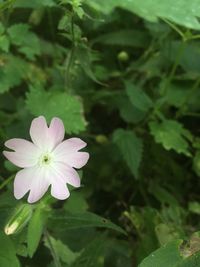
4;204;33;235
95;135;108;144
117;51;129;62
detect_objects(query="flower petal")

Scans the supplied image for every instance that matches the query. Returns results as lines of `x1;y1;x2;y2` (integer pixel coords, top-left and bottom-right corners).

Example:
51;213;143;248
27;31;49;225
52;162;81;188
48;117;65;150
3;138;40;168
30;116;48;149
51;180;70;200
53;138;87;156
56;151;89;169
27;167;50;203
53;138;89;168
14;168;34;199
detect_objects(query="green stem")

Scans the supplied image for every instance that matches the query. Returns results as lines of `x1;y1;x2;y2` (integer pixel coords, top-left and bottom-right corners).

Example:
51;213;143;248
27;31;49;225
161;40;186;96
64;11;75;91
45;230;62;267
0;175;14;190
162;18;185;39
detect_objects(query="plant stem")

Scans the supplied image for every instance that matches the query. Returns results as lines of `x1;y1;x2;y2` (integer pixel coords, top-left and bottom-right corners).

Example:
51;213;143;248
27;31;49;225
162;40;186;96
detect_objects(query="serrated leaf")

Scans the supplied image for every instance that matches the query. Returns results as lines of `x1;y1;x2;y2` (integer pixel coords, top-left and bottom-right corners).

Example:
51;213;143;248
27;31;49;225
85;0;200;30
0;55;28;93
125;81;153;112
26;86;86;134
44;235;79;265
48;211;126;235
8;23;40;59
113;129;143;178
149;120;192;156
27;207;47;257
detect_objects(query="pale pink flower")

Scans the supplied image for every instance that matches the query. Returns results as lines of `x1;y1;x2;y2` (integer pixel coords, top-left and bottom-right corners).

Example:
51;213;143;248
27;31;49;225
3;116;89;203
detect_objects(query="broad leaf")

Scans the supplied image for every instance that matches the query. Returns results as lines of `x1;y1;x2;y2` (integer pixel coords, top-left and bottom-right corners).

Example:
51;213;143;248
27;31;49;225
0;232;20;267
49;211;126;235
26;86;86;134
85;0;200;30
149;120;192;156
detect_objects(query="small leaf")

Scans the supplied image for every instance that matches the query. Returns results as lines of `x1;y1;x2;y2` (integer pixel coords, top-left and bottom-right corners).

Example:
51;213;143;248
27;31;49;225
113;129;143;178
149;120;192;156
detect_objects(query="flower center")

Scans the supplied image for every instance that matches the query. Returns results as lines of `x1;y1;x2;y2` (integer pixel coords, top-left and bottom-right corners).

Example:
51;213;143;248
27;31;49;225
39;153;53;166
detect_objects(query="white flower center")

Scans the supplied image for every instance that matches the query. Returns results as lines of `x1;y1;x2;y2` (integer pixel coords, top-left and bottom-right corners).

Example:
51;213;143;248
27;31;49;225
39;152;53;167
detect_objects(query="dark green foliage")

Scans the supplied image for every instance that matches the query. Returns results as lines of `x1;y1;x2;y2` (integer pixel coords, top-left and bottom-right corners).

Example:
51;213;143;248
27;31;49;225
0;0;200;266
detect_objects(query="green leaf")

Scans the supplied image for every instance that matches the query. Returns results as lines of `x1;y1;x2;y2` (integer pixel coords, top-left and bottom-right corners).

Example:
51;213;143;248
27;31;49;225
92;29;149;48
85;0;200;30
0;35;9;52
125;81;153;112
177;251;200;267
0;232;20;267
113;94;146;124
149;120;192;156
49;211;126;235
0;22;5;35
44;235;79;265
26;86;86;134
64;191;89;213
8;23;40;59
13;0;56;8
113;129;143;178
138;240;183;267
76;45;103;84
27;207;47;257
0;55;28;93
